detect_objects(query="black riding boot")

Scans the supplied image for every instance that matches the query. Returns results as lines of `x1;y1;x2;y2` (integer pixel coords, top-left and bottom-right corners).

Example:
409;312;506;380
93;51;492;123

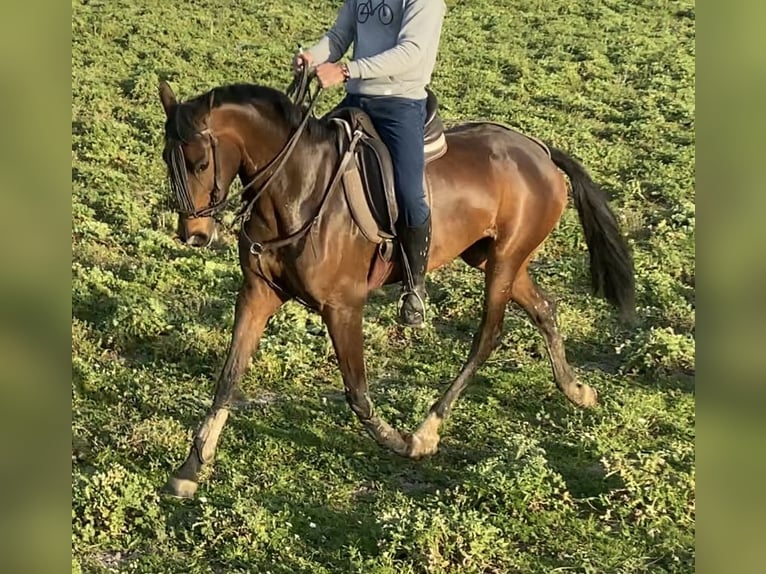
398;215;432;327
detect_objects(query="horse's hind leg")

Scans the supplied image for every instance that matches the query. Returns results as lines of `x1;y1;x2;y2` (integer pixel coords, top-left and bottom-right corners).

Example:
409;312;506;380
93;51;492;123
511;268;597;408
406;248;518;458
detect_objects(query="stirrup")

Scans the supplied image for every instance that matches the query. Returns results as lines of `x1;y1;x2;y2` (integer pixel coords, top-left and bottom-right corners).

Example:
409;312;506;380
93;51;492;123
398;288;427;327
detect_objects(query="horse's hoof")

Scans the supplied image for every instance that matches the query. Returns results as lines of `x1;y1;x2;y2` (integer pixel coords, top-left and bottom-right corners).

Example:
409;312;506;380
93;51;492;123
406;413;443;459
162;476;198;499
570;383;598;408
407;432;440;459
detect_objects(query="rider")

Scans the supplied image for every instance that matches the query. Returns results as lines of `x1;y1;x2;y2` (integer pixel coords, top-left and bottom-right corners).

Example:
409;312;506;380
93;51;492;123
295;0;447;328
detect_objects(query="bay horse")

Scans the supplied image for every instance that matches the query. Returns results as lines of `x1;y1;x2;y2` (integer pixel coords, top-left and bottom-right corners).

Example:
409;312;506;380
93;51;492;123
157;77;634;498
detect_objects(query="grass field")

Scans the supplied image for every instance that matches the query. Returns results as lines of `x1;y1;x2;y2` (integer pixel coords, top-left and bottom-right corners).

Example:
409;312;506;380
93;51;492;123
71;0;695;572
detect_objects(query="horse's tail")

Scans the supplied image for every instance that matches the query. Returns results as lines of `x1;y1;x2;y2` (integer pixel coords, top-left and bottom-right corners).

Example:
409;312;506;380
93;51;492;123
548;145;636;322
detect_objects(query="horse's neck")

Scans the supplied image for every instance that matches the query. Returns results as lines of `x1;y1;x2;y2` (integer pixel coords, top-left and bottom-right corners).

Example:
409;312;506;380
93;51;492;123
236;107;337;237
231;105;292;175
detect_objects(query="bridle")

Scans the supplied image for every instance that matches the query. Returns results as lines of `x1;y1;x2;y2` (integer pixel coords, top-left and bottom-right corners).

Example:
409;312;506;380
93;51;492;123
167;128;226;219
166;67;323;222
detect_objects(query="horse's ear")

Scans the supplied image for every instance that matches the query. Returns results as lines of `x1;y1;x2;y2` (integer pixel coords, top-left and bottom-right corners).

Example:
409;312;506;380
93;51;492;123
159;80;177;117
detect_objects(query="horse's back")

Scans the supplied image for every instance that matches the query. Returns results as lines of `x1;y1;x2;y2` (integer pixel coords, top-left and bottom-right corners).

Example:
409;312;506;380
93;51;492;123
435;121;567;211
443;121;554;174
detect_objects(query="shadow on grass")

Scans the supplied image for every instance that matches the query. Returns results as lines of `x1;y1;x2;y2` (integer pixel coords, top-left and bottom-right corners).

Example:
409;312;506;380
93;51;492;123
156;395;489;570
157;391;625;571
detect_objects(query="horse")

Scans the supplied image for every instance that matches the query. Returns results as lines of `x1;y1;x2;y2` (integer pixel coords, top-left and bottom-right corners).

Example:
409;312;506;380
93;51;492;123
157;76;635;499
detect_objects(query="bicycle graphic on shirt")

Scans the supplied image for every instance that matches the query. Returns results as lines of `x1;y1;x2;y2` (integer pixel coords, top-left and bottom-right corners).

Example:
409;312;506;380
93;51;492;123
356;0;394;25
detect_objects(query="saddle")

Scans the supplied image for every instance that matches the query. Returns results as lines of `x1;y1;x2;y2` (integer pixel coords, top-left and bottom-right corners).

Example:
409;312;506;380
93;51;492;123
325;89;448;250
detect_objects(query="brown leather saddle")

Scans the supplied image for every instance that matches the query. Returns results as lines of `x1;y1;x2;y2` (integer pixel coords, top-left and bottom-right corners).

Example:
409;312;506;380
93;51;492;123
324;89;448;247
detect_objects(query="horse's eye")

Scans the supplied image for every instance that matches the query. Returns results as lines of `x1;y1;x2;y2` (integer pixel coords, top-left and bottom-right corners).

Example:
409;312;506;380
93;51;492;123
195;161;210;173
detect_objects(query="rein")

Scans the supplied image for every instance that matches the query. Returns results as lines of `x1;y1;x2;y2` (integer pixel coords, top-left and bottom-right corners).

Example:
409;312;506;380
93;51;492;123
236;70;368;304
238;127;362;308
234;70;323;224
171;67;363;304
241;129;362;257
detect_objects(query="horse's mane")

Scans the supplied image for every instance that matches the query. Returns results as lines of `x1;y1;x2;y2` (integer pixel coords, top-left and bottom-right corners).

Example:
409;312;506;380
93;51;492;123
165;82;334;144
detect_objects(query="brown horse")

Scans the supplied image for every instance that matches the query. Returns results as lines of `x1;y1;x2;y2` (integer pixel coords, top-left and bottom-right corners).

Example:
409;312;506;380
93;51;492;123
158;78;634;498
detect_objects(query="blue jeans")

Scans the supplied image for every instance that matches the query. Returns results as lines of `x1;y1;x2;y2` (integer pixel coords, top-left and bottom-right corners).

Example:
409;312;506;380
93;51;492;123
338;93;429;228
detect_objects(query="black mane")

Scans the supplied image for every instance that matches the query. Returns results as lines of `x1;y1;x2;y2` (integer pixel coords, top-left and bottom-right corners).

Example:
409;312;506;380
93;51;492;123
164;82;333;144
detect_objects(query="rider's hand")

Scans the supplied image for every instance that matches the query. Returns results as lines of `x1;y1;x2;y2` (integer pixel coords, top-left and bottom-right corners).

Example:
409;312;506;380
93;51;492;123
293;51;314;74
315;62;347;89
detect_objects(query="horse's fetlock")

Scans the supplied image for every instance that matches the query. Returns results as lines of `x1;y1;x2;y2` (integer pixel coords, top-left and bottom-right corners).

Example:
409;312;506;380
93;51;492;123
193;408;230;464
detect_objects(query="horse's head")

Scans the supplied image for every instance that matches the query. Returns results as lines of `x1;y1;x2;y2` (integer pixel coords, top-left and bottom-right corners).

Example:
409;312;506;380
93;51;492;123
158;77;333;248
159;80;241;247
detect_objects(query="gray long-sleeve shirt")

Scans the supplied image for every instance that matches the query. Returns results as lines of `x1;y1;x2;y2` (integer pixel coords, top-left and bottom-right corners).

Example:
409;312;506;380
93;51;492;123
306;0;447;100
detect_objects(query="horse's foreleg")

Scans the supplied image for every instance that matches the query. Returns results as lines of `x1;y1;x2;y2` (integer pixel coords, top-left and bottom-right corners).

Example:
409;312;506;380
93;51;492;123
323;305;411;457
511;270;597;408
163;278;284;498
407;255;516;458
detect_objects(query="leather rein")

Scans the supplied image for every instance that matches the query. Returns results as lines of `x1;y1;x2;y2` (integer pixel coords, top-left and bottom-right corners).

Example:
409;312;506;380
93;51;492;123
235;71;323;225
235;70;367;306
237;71;363;261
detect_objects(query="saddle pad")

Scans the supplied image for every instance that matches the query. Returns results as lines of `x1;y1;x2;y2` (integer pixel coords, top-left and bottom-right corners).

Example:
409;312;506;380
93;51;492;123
342;163;387;244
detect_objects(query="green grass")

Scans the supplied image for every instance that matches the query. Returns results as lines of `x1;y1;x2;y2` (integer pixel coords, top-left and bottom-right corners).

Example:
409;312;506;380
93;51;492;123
71;0;695;572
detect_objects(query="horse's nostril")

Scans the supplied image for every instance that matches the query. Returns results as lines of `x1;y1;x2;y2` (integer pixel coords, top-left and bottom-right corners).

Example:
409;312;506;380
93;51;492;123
185;233;209;247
